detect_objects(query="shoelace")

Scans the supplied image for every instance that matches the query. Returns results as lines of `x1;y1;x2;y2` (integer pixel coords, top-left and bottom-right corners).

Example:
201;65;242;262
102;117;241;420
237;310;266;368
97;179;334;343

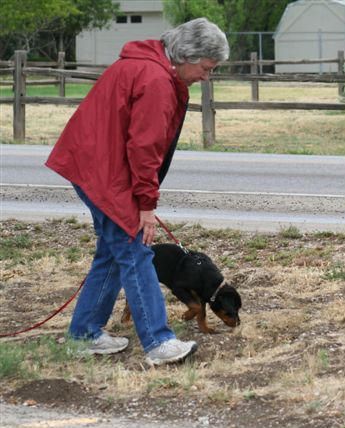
156;339;181;354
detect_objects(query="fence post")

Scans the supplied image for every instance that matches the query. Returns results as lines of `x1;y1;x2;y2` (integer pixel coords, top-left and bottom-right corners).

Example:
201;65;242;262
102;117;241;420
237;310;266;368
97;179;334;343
13;50;27;141
58;51;66;97
201;80;216;148
251;52;259;101
337;50;344;98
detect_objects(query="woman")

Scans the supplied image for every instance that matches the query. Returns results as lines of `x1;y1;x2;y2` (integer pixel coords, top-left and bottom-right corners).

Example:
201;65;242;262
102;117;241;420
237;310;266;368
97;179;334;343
46;17;229;366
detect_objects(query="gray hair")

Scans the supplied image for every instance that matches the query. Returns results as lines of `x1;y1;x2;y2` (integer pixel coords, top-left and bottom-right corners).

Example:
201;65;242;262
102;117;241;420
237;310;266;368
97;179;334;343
160;17;229;64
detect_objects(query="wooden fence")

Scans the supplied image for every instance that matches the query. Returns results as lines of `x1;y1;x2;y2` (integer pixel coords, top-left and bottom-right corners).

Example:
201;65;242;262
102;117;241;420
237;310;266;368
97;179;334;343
1;50;344;146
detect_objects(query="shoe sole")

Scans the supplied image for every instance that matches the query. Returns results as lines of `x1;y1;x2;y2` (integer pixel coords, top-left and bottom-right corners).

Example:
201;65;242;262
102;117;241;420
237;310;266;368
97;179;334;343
145;343;198;367
85;343;129;356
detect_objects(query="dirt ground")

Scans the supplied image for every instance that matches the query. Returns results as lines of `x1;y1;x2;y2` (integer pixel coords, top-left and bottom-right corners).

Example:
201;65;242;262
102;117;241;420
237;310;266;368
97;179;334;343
1;219;345;427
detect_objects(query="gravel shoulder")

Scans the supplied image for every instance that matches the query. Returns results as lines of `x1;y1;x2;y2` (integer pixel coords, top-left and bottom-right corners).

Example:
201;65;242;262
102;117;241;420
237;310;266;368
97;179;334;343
2;185;345;233
0;401;196;428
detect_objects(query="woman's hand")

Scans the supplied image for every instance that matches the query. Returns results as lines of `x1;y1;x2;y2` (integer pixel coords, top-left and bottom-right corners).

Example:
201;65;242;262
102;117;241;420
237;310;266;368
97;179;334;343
138;210;157;245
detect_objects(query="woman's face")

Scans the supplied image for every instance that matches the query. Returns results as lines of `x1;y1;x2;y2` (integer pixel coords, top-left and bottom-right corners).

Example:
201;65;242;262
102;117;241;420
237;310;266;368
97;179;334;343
174;58;218;86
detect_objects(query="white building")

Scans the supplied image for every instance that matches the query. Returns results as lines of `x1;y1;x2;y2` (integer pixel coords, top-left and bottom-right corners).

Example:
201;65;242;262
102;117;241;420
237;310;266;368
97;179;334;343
274;0;345;73
76;0;170;65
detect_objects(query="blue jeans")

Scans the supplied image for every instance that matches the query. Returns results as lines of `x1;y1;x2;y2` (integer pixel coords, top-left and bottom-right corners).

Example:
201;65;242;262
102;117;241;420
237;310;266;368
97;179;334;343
69;185;175;352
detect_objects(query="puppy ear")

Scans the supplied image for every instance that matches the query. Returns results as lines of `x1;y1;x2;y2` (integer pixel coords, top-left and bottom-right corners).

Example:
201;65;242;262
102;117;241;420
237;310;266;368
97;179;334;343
219;284;242;309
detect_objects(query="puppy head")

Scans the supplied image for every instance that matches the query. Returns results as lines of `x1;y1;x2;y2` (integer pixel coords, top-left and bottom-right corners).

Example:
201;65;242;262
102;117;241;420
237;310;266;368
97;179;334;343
209;283;242;327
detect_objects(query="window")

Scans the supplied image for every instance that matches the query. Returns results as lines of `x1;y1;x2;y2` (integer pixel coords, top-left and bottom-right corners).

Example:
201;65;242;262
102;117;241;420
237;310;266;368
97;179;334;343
130;15;142;23
116;15;127;24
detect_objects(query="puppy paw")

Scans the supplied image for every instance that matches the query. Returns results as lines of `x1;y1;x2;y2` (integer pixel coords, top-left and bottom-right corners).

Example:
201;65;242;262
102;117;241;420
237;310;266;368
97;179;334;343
183;310;197;321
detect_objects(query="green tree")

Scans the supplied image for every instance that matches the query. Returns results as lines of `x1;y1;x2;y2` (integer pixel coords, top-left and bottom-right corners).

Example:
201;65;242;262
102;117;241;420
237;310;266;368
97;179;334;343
0;0;119;60
163;0;226;31
163;0;291;64
0;0;75;52
224;0;291;63
53;0;120;60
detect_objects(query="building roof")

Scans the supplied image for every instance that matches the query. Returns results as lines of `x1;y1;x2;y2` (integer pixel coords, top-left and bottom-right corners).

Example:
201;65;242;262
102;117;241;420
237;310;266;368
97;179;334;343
119;0;163;13
289;0;345;5
274;0;345;37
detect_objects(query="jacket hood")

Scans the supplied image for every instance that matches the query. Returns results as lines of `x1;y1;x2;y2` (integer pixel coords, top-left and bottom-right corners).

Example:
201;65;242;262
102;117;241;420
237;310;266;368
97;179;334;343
120;40;172;75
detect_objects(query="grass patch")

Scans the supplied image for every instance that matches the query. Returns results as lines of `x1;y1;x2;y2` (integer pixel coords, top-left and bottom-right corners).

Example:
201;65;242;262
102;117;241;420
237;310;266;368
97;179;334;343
170;320;189;336
323;262;345;281
65;246;82;262
0;342;26;379
0;83;93;98
246;235;268;250
279;226;303;239
38;335;88;363
208;386;233;403
147;377;180;393
243;390;257;400
318;349;329;370
0;336;86;380
0;234;33;262
219;255;237;269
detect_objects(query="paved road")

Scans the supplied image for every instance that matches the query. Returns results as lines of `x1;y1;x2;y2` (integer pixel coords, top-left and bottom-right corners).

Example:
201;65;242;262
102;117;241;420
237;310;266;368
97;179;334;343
1;145;345;232
1;144;345;195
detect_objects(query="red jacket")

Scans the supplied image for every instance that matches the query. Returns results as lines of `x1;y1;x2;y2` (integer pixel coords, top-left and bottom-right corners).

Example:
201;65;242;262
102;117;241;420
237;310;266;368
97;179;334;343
46;40;189;238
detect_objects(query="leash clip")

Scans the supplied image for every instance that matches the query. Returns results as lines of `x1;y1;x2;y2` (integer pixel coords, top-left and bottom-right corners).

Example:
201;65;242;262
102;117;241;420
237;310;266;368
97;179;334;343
178;242;189;254
155;214;190;254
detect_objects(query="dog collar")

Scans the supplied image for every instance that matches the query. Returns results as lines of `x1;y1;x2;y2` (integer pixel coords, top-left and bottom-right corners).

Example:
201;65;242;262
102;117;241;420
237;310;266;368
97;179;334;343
210;281;226;302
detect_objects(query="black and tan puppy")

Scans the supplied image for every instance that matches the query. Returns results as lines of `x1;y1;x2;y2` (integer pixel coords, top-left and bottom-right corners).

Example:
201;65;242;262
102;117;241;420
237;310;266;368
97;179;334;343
122;243;242;334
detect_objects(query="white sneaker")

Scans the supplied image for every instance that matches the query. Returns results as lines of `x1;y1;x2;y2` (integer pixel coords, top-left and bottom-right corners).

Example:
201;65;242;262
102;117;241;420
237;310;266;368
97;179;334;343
86;332;129;355
145;338;197;366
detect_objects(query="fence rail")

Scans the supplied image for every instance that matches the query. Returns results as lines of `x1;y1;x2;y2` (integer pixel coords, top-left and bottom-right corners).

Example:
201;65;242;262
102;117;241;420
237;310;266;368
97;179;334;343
0;50;344;145
212;73;345;83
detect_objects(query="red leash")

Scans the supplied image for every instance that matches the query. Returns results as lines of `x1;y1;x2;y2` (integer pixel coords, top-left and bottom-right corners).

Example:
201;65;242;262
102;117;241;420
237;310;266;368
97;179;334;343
155;215;189;254
0;279;85;338
0;216;182;338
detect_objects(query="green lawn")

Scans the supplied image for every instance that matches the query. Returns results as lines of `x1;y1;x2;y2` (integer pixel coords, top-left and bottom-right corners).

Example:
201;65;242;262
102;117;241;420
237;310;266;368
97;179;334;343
0;83;93;98
0;79;342;103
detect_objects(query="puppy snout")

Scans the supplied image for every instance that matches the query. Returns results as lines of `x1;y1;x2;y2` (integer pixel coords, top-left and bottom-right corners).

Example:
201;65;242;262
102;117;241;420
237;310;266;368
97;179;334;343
224;316;240;327
212;308;241;328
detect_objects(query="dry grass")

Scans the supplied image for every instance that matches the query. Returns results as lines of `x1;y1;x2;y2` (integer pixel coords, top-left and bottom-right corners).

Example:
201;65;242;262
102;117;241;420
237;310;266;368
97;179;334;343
1;219;345;426
1;82;344;155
